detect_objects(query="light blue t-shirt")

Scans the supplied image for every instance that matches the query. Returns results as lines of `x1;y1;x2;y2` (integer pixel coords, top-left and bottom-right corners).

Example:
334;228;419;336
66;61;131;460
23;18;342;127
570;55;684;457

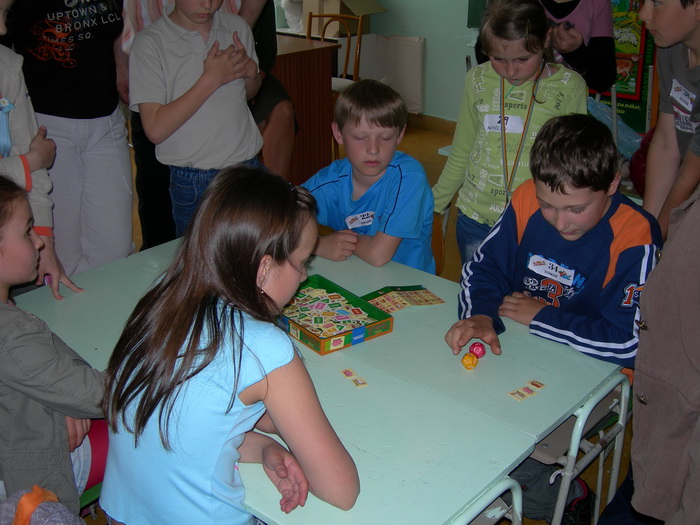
302;151;436;273
101;311;295;524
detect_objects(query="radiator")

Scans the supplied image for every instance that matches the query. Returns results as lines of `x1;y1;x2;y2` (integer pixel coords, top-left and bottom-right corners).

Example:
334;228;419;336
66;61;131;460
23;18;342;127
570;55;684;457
337;33;425;114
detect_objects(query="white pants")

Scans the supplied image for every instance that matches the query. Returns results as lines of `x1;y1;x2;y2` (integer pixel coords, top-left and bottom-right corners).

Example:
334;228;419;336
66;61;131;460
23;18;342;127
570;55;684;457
38;108;133;276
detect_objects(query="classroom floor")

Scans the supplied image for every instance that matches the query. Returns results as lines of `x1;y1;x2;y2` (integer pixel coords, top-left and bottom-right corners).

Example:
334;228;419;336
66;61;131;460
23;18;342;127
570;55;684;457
84;121;631;525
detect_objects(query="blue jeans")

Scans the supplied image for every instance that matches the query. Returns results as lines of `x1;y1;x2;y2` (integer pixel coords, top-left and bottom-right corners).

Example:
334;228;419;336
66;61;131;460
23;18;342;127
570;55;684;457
169;157;264;236
456;210;492;267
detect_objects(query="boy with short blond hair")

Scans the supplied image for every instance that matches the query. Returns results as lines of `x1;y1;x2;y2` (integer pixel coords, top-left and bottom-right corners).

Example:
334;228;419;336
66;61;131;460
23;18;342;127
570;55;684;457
129;0;262;235
446;114;662;368
302;79;435;273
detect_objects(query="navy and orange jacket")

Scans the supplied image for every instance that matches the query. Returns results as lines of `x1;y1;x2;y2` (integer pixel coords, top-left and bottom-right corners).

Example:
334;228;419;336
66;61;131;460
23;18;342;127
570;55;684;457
458;180;663;368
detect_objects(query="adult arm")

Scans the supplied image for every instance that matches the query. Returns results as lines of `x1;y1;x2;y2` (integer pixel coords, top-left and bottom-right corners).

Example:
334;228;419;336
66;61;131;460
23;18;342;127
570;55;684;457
255;354;359;510
432;72;479;213
237;0;267;27
114;34;129;103
0;313;104;418
560;35;616;93
530;242;659;367
642;112;682;231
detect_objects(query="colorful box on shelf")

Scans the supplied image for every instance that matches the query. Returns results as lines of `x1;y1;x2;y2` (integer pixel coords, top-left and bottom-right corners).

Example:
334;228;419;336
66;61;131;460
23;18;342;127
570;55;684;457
280;274;393;355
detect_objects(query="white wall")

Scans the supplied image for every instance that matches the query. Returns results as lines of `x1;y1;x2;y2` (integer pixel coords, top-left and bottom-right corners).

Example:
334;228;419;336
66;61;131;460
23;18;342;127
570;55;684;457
370;0;479;121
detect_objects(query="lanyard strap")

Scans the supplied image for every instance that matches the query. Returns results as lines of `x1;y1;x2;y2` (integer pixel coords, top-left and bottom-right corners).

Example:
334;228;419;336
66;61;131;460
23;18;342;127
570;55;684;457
499;67;542;203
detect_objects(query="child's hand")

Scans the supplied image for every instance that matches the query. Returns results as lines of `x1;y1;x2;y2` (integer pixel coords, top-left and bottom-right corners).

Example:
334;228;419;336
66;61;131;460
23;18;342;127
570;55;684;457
25;126;56;172
445;315;501;356
315;230;358;261
65;416;92;452
229;31;258;80
37;235;83;300
262;443;309;513
203;38;251;88
551;24;584;54
498;291;545;326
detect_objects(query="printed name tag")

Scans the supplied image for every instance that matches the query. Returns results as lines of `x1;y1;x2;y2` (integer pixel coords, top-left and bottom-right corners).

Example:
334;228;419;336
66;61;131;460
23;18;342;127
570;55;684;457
345;211;374;229
670;79;695;113
484;114;525;133
527;254;575;284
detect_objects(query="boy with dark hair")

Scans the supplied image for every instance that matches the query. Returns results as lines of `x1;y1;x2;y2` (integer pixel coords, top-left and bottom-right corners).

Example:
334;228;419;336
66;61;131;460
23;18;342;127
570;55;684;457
445;114;662;368
302;79;435;273
640;0;700;238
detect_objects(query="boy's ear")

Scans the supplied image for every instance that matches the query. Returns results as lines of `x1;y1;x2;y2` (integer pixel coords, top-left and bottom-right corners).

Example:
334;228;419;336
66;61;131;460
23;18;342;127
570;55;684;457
396;125;407;145
331;122;344;145
256;254;273;288
606;171;622;196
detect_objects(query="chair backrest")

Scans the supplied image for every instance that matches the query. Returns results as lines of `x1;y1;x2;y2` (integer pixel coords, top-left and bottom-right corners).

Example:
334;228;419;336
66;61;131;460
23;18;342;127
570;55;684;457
432;212;445;275
306;13;364;81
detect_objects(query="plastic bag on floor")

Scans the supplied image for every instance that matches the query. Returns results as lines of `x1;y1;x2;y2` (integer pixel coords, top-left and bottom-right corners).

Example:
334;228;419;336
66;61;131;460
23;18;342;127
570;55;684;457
588;97;643;160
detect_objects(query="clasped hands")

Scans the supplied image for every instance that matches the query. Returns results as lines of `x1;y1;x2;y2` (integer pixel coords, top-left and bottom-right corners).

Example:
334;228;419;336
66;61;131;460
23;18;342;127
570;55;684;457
204;31;257;85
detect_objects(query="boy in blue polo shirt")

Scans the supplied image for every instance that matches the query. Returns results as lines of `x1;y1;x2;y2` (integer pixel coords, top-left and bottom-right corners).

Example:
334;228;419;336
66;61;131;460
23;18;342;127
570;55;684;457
302;79;435;273
446;114;662;368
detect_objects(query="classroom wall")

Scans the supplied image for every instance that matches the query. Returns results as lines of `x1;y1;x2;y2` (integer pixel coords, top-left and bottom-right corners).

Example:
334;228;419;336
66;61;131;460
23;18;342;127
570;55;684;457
274;0;479;122
369;0;479;122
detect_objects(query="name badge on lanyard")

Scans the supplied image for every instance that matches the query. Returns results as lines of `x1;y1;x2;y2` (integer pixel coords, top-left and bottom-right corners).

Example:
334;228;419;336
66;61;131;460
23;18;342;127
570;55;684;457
484;114;525;133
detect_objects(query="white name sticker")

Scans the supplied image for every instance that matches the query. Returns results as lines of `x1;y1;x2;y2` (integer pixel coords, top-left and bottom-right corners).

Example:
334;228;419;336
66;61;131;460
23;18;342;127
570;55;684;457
670;79;695;113
345;211;374;229
527;254;575;285
484;114;525;134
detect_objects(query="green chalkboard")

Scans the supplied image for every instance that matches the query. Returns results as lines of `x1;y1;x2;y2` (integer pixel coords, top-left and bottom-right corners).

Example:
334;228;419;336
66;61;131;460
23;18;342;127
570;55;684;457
467;0;487;28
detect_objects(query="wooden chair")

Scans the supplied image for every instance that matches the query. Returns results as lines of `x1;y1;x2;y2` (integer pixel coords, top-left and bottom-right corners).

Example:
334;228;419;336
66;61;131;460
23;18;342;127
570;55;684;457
432;212;445;275
306;12;365;159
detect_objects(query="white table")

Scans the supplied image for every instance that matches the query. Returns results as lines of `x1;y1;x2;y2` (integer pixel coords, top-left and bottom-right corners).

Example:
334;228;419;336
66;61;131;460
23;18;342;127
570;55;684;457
16;243;623;524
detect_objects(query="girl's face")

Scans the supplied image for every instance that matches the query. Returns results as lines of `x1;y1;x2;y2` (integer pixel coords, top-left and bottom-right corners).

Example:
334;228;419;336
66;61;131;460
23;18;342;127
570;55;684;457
488;36;544;86
0;199;44;299
258;218;317;311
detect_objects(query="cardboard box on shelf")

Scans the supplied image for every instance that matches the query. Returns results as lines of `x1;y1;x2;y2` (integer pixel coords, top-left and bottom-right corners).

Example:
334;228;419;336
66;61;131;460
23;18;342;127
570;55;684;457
303;0;385;37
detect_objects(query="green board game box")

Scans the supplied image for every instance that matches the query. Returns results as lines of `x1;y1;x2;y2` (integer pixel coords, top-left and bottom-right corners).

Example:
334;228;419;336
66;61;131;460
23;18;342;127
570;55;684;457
280;274;393;355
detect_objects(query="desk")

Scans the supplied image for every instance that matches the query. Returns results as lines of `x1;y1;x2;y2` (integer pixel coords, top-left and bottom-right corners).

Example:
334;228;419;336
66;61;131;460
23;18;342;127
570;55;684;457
15;245;620;524
274;35;340;186
306;257;623;443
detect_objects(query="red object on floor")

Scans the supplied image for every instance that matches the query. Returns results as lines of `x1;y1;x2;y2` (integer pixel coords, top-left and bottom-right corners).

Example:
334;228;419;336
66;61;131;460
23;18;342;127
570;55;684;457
85;419;108;490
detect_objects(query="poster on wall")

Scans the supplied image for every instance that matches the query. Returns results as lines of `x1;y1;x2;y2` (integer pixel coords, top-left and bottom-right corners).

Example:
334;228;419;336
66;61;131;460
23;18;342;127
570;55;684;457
598;0;655;134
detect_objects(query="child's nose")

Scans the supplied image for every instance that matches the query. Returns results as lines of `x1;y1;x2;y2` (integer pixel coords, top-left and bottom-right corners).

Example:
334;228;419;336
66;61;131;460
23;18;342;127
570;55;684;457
554;214;568;232
638;1;650;22
32;231;44;251
367;138;379;154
